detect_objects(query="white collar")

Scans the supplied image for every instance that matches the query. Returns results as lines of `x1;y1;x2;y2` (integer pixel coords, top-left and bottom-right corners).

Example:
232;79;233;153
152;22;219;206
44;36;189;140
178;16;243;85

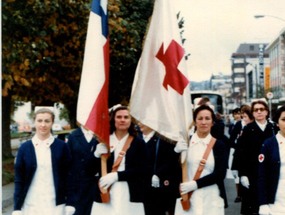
256;120;267;131
81;126;94;142
143;131;156;143
110;132;129;152
276;132;285;145
190;133;212;146
32;134;54;148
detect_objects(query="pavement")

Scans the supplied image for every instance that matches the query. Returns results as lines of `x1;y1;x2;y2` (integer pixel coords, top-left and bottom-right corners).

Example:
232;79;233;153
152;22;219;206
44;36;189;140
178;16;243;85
2;183;14;215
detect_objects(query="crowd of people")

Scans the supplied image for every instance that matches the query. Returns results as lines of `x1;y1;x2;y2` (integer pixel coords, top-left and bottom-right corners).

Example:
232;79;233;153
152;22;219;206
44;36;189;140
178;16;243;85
12;99;285;215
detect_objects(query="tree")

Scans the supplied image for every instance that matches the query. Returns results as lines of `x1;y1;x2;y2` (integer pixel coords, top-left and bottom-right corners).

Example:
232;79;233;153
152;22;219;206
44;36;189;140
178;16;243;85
2;0;90;159
108;0;154;105
2;0;154;159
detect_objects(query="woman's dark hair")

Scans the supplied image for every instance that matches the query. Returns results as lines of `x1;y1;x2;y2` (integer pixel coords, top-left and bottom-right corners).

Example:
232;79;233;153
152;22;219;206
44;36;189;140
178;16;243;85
241;104;254;120
272;105;285;124
251;100;269;115
109;105;137;136
193;104;216;122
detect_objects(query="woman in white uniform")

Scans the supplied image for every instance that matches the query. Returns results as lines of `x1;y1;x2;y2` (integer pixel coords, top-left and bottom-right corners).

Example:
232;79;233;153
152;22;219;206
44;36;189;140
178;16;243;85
258;105;285;215
91;105;147;215
12;107;72;215
174;105;227;215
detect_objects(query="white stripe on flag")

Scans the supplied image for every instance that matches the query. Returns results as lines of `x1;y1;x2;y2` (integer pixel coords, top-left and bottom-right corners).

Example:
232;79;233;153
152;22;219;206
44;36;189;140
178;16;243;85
130;0;193;142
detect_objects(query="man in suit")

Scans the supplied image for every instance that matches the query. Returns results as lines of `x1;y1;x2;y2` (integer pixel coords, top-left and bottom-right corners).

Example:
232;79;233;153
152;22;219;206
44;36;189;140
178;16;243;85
65;126;101;215
138;122;181;215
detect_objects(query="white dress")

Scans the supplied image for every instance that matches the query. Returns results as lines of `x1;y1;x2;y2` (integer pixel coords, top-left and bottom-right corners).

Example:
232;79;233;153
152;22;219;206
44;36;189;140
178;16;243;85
91;133;145;215
175;133;224;215
269;133;285;214
22;135;64;215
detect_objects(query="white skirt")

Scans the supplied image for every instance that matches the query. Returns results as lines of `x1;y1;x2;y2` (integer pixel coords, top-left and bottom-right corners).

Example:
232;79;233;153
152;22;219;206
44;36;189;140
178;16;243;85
269;178;285;214
91;181;145;215
175;185;224;215
22;203;64;215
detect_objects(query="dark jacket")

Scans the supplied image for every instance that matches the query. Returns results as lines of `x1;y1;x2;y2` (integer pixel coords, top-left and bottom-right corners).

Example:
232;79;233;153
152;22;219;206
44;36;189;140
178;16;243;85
230;121;243;171
65;128;101;215
258;136;281;205
238;120;278;213
196;139;228;207
239;120;277;179
95;135;148;203
14;138;71;210
145;135;181;194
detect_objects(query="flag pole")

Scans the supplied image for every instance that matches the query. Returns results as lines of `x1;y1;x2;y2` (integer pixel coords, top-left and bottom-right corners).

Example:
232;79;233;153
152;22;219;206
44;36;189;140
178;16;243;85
76;0;110;202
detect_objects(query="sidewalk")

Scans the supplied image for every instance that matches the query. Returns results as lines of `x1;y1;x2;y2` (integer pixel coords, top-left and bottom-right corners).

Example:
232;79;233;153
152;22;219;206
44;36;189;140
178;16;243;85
2;183;14;215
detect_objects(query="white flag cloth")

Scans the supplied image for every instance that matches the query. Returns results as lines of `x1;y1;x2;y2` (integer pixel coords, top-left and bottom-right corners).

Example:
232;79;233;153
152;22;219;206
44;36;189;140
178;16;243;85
130;0;193;142
77;0;110;144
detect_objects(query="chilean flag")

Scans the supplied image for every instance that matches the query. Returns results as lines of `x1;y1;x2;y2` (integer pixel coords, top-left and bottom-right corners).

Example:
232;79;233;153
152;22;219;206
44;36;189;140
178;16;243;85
130;0;192;142
77;0;109;145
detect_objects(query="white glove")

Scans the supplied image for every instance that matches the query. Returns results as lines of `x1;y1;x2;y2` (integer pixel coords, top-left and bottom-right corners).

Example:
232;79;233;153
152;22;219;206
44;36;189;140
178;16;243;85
240;176;250;189
259;204;271;215
151;175;160;188
232;170;239;179
94;143;108;158
12;211;22;215
174;140;188;153
99;172;118;189
65;206;76;215
180;180;198;195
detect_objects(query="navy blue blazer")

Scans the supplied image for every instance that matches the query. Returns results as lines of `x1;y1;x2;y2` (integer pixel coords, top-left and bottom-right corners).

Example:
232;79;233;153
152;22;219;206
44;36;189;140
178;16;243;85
14;138;71;210
65;128;101;215
239;120;277;179
95;135;148;203
258;136;281;205
145;134;181;195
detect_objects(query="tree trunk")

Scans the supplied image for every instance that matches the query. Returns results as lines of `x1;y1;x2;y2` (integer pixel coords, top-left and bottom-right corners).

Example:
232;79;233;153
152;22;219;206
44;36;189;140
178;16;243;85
66;103;77;129
2;94;13;159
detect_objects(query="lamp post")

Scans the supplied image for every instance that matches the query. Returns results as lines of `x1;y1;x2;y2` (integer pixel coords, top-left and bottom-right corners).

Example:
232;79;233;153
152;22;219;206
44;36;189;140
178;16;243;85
254;15;285;23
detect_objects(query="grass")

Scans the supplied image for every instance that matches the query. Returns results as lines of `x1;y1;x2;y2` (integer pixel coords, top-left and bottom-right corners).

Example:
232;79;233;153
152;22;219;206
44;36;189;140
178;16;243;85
2;158;15;186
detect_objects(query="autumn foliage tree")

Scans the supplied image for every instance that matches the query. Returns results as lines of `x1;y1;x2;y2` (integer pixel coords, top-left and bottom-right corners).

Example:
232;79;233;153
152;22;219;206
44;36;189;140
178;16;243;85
2;0;153;159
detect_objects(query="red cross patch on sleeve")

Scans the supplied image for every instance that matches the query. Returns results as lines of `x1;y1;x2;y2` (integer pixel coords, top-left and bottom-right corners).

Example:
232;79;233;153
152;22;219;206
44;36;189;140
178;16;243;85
258;154;265;163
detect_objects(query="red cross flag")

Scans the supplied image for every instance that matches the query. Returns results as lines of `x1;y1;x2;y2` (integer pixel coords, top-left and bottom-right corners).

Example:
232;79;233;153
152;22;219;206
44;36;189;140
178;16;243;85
130;0;192;142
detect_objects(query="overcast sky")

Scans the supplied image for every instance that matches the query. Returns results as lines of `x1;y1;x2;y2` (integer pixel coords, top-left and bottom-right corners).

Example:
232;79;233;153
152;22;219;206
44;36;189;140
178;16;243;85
176;0;285;82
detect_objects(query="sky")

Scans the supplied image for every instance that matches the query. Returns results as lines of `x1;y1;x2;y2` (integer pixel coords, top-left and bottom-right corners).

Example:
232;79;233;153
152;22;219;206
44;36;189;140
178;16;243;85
176;0;285;82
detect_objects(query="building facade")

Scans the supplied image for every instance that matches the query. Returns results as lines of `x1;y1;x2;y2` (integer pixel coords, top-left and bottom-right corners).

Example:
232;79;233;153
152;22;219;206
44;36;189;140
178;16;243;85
231;43;269;106
265;28;285;106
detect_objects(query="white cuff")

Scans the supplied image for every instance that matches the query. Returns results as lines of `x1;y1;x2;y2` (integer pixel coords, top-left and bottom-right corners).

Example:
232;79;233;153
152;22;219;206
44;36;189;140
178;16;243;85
12;211;22;215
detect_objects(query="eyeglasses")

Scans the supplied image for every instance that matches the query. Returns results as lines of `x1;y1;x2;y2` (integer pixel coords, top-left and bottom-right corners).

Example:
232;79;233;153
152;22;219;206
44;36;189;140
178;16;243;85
253;108;266;112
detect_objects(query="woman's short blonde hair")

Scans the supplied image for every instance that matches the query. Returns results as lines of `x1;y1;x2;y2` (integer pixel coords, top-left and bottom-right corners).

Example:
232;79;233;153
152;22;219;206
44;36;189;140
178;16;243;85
34;108;55;122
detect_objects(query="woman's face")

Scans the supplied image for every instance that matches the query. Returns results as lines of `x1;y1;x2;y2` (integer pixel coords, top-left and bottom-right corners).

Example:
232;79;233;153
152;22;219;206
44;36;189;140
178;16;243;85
278;111;285;137
34;113;53;138
195;109;213;136
252;103;268;122
242;113;252;125
114;109;131;132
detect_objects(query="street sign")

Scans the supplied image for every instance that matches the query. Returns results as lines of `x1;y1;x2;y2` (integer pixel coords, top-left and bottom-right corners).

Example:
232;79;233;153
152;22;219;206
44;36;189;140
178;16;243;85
266;92;274;100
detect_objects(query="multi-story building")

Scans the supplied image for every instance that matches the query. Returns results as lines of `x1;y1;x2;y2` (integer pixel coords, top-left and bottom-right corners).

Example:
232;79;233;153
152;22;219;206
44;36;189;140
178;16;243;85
231;43;269;106
265;27;285;106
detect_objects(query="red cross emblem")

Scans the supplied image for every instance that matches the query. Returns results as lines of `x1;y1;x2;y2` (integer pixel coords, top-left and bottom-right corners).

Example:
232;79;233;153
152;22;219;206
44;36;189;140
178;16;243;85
258;154;265;163
156;40;189;95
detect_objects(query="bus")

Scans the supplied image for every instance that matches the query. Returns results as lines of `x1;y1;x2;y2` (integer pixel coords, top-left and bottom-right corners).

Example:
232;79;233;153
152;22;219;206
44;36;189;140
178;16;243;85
190;90;224;114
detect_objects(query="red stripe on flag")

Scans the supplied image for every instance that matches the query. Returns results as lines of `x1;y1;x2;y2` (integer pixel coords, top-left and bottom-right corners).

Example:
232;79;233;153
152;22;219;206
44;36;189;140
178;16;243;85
85;40;110;145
